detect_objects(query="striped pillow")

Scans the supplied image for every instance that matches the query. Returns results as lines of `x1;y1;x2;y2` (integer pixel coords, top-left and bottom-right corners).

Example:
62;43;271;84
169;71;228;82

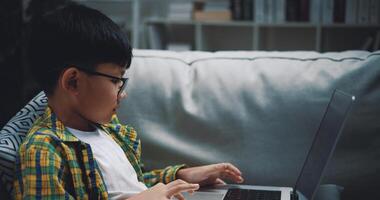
0;92;47;196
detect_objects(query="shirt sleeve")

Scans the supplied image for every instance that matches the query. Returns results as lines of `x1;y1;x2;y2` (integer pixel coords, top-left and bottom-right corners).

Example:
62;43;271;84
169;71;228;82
142;164;187;187
14;143;75;200
108;115;188;188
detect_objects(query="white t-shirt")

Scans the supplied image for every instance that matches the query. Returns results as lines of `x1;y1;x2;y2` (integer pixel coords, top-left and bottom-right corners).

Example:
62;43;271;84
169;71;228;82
67;127;147;200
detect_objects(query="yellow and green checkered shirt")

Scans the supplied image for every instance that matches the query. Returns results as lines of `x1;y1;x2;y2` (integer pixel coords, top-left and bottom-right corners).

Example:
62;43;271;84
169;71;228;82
14;107;185;199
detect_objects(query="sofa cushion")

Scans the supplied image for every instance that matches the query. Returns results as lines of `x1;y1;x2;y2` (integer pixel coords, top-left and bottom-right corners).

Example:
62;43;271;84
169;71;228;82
0;91;47;195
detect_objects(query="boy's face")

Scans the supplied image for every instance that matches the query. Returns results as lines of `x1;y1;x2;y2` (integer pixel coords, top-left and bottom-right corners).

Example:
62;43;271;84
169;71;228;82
75;63;127;124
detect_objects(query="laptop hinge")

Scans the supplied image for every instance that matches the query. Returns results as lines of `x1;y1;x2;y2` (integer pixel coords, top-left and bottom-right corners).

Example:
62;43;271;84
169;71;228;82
290;190;299;200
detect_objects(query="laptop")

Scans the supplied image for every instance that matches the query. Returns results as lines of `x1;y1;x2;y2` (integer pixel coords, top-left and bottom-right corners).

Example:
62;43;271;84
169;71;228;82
183;89;355;200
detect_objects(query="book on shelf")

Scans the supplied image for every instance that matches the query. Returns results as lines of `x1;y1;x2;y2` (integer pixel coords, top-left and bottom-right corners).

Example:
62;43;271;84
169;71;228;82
268;0;276;23
242;0;254;21
286;0;300;22
230;0;254;21
345;0;358;24
275;0;286;23
193;10;232;21
334;0;346;23
300;0;310;21
230;0;242;20
369;0;380;25
254;0;265;23
193;0;231;21
285;0;310;22
229;0;254;21
310;0;321;23
322;0;334;24
204;1;230;11
193;0;378;25
167;2;193;20
358;0;370;24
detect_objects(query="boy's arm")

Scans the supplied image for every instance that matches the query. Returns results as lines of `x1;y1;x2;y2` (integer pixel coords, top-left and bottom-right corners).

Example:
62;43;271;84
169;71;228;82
14;143;75;200
111;115;188;187
142;164;187;188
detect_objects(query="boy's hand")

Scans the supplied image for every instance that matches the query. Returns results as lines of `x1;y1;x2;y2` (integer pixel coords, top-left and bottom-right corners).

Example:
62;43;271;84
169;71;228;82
176;163;244;186
128;179;199;200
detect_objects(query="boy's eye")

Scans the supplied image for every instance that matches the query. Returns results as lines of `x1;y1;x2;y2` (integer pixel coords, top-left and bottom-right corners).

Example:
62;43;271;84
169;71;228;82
111;79;120;84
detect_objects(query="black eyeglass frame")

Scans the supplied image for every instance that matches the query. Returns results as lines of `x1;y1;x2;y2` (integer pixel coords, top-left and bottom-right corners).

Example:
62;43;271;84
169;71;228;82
75;66;128;96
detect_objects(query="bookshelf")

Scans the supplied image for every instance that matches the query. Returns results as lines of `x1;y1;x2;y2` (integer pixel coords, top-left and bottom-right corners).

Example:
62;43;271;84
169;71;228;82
75;0;141;48
145;18;380;52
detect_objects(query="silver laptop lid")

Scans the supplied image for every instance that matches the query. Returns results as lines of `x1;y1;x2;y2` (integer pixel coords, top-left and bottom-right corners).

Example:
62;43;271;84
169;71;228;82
294;89;355;200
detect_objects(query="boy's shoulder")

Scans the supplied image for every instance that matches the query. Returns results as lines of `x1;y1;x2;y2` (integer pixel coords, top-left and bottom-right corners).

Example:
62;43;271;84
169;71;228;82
20;119;65;152
19;107;75;153
19;107;139;153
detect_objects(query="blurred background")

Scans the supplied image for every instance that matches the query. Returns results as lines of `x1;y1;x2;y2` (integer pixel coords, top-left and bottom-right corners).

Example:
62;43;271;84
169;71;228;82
0;0;379;127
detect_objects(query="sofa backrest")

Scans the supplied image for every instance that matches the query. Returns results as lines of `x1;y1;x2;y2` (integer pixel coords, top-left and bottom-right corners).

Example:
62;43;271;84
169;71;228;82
118;50;380;200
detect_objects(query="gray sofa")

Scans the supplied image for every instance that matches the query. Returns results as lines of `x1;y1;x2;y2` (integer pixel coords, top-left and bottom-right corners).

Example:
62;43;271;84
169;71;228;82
119;50;380;200
1;50;379;199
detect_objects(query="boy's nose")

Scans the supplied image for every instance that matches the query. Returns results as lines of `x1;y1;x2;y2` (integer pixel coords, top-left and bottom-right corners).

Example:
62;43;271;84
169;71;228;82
118;90;127;100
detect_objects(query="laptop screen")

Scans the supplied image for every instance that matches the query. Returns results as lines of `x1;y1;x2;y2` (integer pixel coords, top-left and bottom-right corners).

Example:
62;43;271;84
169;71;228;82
294;90;355;200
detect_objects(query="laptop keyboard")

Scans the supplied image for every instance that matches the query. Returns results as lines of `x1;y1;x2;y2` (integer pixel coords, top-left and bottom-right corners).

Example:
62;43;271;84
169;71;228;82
223;188;281;200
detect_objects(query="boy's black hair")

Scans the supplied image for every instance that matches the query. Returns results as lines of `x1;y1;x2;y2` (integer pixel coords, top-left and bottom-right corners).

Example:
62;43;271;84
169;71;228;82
28;2;132;95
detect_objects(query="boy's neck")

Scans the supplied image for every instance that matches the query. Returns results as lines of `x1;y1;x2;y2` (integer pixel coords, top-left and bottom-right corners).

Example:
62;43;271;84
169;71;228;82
48;94;96;132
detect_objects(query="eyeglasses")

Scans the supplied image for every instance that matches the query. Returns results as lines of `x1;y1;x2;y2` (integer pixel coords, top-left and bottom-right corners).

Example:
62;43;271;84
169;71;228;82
76;67;128;96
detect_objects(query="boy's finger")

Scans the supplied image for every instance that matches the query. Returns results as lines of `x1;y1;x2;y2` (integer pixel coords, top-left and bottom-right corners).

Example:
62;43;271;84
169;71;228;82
167;183;199;197
214;178;227;185
172;193;185;200
228;163;243;175
221;170;244;183
167;179;188;187
220;163;242;175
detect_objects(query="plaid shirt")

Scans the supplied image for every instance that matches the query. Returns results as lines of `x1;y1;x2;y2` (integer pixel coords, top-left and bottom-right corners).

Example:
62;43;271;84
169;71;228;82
14;107;185;199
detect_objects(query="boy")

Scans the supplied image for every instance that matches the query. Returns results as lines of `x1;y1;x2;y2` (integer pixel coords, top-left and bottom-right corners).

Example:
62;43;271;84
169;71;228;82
14;3;243;200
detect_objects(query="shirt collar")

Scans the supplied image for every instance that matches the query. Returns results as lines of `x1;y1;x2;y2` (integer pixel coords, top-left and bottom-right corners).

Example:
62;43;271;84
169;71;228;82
35;106;119;142
34;106;84;142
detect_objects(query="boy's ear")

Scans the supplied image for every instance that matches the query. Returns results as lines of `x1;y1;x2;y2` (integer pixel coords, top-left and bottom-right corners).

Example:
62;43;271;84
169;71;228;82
61;67;80;94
